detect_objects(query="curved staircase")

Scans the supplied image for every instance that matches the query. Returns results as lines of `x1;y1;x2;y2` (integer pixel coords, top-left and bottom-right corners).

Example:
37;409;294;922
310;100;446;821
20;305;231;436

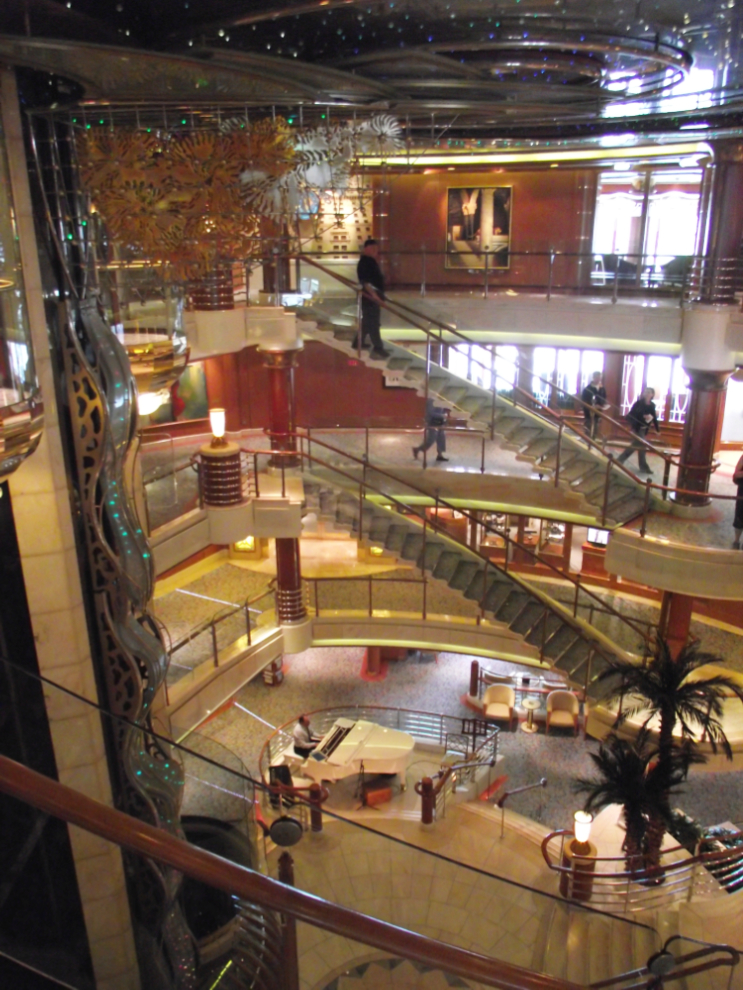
295;297;657;527
302;470;645;701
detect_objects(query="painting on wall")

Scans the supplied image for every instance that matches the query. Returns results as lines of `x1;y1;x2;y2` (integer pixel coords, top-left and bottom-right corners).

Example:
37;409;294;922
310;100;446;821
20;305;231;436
149;362;208;424
446;186;512;270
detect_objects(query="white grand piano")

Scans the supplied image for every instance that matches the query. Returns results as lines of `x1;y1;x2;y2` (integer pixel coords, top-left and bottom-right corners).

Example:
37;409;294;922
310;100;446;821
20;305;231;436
299;718;415;783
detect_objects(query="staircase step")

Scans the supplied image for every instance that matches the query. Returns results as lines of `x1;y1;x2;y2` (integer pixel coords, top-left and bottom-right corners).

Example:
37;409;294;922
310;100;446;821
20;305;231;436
572;470;606;496
432;549;465;582
482;578;518;615
496;416;527;438
525;611;565;647
560;459;597;482
417;541;447;572
400;532;425;561
368;515;393;544
495;590;532;624
448;559;481;591
463;570;493;602
384;524;410;553
509;426;545;447
510;601;549;637
440;386;471;403
524;437;558;459
542;624;580;661
540;449;581;471
459;396;489;415
386;357;412;370
557;639;593;678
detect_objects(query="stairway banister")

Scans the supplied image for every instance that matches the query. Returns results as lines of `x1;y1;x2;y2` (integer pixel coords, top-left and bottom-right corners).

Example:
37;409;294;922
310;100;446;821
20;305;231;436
247;434;650;649
0;754;589;990
298;254;676;469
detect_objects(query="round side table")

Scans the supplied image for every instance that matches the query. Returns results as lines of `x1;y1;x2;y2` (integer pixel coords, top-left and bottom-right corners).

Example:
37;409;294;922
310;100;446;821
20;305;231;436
521;697;541;733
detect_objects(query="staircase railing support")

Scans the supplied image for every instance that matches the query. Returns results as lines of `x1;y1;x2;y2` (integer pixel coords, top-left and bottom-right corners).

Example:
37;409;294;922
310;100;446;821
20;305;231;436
278;852;300;990
601;454;613;528
554;421;563;488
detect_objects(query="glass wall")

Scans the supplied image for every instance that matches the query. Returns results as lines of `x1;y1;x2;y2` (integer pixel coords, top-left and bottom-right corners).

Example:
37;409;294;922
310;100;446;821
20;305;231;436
592;166;703;287
620;354;690;422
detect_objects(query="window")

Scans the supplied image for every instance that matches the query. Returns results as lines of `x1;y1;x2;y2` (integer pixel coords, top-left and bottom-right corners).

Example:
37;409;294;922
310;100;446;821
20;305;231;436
494;346;518;393
621;355;645;416
532;347;556;406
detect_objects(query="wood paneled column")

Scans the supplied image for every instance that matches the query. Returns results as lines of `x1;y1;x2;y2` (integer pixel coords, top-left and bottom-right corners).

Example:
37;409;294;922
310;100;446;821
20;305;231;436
263;350;298;458
275;537;306;624
676;369;729;505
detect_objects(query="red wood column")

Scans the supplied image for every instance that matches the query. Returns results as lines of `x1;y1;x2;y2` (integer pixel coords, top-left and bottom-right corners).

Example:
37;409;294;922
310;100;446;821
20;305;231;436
658;591;694;659
275;537;306;624
263;350;298;455
676;369;729;505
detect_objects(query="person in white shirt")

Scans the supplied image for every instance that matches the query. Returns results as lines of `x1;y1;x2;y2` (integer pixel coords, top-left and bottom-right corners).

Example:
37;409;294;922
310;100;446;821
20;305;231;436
292;715;319;757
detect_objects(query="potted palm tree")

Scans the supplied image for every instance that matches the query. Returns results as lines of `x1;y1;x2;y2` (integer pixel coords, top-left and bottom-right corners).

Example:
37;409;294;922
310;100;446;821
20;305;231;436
575;730;697;880
594;639;743;875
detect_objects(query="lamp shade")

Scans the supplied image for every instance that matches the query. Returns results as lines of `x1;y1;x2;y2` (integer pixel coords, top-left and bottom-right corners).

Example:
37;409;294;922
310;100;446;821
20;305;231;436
209;407;226;439
138;390;168;417
574;810;593;844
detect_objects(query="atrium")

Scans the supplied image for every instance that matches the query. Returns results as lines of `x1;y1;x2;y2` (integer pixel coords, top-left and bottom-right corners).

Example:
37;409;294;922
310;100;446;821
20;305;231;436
0;2;742;990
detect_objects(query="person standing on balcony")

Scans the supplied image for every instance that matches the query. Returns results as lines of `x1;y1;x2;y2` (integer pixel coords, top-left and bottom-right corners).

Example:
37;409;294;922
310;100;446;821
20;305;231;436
412;398;450;462
732;453;743;549
616;387;660;475
580;371;608;441
353;238;390;360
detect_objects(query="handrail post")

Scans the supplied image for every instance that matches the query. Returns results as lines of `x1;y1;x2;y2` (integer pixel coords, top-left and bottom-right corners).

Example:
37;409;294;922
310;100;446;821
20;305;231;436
662;457;671;501
278;852;300;990
422;509;428;621
481;434;486;474
421;243;426;297
246;604;251;646
483;250;489;299
490;346;497;441
365;425;370;463
612;259;620;305
423;334;431;470
554;421;563;488
211;623;219;668
547;249;554;302
253;453;260;498
640;478;652;537
601;454;613;528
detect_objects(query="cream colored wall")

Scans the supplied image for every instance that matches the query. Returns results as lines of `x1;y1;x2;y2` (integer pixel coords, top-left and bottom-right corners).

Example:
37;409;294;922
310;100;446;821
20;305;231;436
2;68;141;990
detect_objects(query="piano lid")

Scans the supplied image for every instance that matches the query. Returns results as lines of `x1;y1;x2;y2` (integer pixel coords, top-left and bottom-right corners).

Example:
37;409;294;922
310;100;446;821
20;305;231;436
312;718;414;769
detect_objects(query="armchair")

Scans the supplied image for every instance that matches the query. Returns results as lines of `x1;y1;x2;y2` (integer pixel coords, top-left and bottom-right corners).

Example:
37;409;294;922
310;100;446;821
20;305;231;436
483;684;516;730
546;690;580;735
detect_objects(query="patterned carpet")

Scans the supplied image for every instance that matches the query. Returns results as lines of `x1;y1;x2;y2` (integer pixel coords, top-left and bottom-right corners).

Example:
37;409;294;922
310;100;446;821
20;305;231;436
194;646;743;833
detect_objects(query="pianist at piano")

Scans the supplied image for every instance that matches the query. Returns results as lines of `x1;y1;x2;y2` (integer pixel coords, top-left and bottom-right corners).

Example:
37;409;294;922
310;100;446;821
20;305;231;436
292;714;321;758
278;717;415;786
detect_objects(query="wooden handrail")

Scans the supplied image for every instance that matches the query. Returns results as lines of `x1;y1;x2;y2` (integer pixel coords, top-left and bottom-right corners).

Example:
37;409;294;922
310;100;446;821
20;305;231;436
0;754;582;990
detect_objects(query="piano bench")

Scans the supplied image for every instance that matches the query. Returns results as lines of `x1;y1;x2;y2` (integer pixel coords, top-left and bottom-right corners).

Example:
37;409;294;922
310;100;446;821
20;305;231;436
362;777;395;807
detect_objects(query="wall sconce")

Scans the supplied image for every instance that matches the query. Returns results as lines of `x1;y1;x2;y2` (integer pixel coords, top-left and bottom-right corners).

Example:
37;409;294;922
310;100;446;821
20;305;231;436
209;407;228;448
573;810;593;851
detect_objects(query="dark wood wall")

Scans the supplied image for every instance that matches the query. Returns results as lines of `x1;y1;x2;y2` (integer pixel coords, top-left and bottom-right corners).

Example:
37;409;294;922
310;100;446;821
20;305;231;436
380;168;597;291
205;341;426;432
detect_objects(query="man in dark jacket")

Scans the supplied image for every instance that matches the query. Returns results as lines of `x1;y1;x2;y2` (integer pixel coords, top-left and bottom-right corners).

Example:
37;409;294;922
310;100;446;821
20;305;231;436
580;371;607;440
353;238;389;359
616;386;660;474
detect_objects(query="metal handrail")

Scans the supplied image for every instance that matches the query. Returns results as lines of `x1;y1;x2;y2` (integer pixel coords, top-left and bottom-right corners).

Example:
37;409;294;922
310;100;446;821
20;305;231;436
242;433;651;651
300;254;679;476
541;826;743;913
498;778;548;839
589;934;740;990
0;753;586;990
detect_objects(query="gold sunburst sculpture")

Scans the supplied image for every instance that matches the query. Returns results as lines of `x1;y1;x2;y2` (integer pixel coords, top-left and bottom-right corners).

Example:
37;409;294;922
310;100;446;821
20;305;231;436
77;115;403;278
77;121;296;278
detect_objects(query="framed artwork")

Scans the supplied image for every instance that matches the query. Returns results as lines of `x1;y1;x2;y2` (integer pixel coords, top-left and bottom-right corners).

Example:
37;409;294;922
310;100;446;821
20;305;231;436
446;186;512;270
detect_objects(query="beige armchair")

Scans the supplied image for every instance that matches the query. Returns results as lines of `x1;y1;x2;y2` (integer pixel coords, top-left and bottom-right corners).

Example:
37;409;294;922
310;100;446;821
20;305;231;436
546;690;580;735
483;685;516;730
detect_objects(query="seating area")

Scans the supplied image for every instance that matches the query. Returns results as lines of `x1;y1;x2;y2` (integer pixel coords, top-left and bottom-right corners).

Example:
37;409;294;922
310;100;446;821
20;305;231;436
477;666;582;735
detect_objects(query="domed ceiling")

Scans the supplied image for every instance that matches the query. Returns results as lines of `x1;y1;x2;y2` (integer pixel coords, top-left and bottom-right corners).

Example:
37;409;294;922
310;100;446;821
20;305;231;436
1;0;742;139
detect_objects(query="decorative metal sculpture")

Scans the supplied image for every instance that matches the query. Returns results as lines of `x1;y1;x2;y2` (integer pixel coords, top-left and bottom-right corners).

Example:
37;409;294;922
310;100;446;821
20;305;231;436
61;298;195;988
